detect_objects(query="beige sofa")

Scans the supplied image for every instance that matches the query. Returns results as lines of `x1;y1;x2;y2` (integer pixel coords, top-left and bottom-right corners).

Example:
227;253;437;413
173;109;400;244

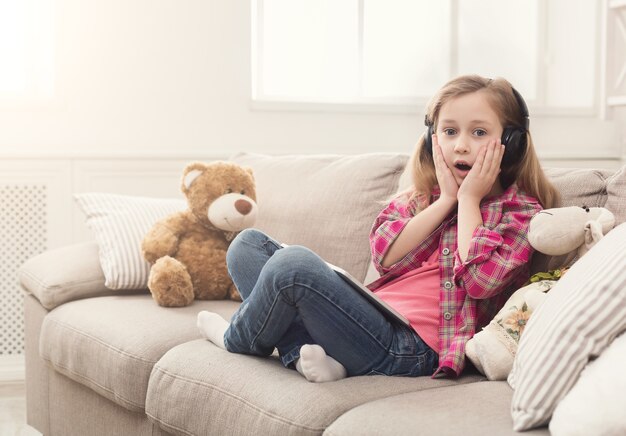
19;153;626;436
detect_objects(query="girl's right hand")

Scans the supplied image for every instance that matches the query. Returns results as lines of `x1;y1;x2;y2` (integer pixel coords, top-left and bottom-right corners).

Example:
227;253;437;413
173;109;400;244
432;134;459;203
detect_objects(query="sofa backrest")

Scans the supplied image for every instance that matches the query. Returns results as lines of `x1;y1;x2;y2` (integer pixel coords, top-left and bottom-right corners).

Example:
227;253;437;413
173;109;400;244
230;152;409;282
234;153;625;283
543;168;614;208
389;163;626;279
604;165;626;226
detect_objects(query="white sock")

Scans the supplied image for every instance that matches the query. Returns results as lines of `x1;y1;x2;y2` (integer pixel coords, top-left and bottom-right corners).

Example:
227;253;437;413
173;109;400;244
295;344;347;383
197;311;229;350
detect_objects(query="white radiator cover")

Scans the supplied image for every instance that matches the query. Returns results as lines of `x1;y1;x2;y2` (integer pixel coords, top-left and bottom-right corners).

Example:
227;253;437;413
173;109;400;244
0;185;47;356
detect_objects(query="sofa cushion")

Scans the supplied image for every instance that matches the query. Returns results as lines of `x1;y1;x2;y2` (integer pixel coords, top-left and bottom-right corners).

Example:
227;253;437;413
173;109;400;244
18;241;116;310
230;152;408;282
605;164;626;225
39;295;240;412
543;167;613;208
324;381;549;436
145;340;485;436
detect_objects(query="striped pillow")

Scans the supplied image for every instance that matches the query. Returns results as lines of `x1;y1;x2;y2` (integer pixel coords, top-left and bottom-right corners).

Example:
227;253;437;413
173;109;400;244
508;222;626;431
74;193;186;290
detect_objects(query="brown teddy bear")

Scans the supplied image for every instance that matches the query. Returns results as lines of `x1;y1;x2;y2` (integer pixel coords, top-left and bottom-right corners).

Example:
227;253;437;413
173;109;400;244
141;161;258;307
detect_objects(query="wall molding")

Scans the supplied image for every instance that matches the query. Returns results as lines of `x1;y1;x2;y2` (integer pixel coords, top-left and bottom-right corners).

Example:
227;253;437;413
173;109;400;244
0;150;622;162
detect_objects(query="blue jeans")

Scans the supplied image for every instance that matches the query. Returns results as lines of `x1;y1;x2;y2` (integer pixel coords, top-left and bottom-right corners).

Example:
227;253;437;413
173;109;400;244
223;229;438;377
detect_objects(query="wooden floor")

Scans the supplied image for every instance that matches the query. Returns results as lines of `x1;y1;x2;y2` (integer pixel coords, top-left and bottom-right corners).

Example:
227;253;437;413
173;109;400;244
0;382;41;436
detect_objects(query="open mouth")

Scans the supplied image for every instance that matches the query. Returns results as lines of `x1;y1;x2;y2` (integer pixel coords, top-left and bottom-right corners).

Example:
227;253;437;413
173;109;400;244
454;162;472;171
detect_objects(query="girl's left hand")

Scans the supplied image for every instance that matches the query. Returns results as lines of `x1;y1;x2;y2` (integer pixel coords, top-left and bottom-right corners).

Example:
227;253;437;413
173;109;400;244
457;139;505;202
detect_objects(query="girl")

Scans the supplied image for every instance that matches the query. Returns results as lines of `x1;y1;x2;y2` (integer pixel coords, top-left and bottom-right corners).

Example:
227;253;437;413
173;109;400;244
197;75;559;382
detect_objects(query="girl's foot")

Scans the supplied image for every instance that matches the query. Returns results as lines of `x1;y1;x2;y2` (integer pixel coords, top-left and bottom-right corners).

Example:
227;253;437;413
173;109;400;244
295;344;347;383
197;311;229;350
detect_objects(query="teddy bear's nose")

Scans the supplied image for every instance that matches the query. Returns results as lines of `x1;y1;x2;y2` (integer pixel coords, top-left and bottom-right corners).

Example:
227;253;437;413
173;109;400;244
235;199;253;215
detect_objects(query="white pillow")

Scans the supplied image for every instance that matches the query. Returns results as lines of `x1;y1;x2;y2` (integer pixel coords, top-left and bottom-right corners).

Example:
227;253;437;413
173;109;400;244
74;193;186;289
508;222;626;431
549;331;626;436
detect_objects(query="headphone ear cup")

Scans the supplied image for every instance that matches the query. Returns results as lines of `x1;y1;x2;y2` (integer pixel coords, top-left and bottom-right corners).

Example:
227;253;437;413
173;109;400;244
500;127;526;165
424;125;434;155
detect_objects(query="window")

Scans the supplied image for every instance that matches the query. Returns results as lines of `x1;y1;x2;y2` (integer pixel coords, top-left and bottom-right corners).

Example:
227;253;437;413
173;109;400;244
252;0;598;112
0;0;55;103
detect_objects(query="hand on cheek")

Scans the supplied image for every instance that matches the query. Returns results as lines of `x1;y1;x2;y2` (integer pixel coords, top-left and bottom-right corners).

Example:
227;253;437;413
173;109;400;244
457;139;505;202
432;135;459;203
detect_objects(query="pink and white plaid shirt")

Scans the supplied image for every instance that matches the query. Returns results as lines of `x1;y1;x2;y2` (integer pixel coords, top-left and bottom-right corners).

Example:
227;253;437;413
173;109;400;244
368;184;542;377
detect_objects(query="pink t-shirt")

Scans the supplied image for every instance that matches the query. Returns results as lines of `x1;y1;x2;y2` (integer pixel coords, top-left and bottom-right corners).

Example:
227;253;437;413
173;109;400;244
373;250;440;353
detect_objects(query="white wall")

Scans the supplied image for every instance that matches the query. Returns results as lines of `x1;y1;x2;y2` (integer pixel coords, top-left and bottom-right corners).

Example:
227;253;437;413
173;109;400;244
0;0;623;165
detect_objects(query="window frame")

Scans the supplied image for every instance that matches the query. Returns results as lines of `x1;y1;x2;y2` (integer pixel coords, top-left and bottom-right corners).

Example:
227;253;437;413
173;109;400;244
251;0;601;117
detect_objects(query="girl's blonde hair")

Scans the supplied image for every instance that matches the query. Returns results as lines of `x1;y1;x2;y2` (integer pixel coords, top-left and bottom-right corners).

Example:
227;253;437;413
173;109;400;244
406;74;559;210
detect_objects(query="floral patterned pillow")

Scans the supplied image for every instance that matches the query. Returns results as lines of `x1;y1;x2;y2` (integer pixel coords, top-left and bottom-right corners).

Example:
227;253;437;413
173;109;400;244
495;279;556;341
465;270;566;381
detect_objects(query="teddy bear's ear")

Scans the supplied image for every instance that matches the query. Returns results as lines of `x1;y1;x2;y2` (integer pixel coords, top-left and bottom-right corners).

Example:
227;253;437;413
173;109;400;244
181;162;207;192
245;166;254;179
184;170;202;190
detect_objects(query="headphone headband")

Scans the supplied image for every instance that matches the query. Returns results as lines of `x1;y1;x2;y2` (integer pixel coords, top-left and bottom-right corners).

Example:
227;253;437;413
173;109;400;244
423;83;529;167
424;86;528;130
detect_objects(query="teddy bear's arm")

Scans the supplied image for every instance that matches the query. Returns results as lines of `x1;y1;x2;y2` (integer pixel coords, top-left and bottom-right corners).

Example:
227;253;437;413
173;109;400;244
142;222;181;264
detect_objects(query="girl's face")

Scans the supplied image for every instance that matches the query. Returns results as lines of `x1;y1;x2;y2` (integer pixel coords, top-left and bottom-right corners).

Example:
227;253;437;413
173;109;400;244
435;91;504;186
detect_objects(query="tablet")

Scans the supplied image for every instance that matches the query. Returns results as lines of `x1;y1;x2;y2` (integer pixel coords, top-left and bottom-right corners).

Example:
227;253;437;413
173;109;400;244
327;263;412;328
280;244;411;328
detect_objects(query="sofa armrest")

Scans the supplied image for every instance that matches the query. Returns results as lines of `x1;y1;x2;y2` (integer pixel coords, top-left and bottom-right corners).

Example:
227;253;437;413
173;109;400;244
18;241;139;310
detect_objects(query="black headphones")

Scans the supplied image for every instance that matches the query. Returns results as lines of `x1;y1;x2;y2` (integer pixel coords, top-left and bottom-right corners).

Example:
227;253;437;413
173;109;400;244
423;86;529;166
